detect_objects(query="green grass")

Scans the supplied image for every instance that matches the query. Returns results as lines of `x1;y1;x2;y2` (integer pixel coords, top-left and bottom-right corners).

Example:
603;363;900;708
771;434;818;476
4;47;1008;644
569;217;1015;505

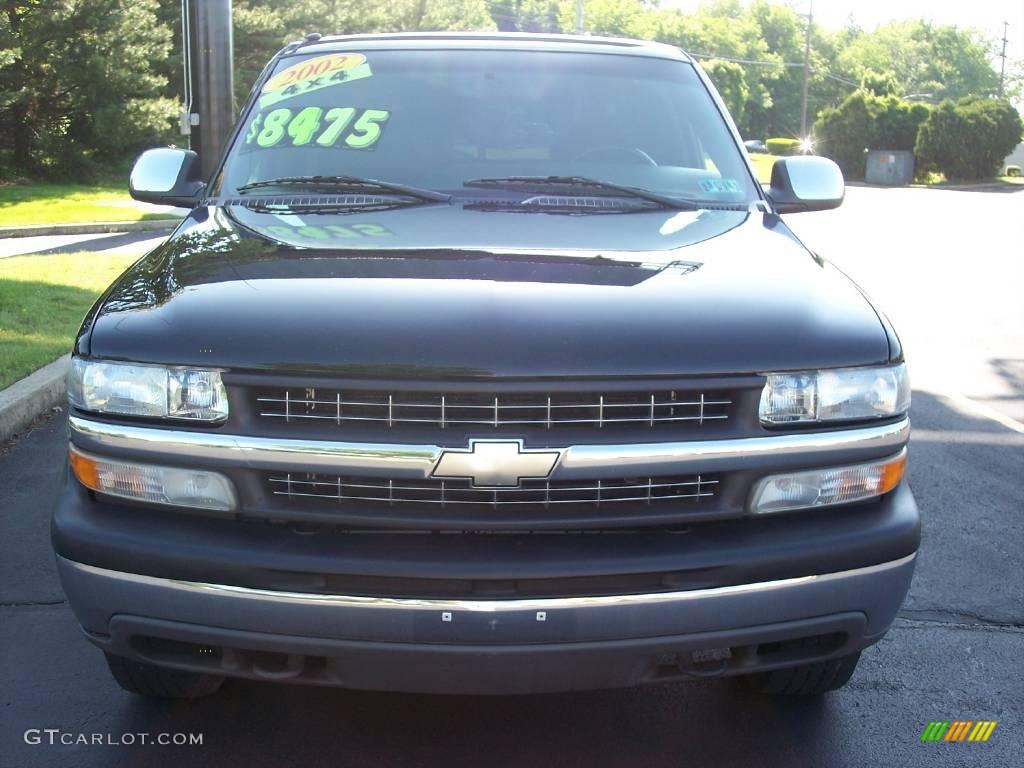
919;174;1024;187
0;182;180;226
0;252;137;388
919;171;946;185
748;153;782;184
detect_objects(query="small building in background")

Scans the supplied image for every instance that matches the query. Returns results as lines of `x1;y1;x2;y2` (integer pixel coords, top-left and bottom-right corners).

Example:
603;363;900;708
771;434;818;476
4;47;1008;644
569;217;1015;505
1002;142;1024;176
865;150;915;185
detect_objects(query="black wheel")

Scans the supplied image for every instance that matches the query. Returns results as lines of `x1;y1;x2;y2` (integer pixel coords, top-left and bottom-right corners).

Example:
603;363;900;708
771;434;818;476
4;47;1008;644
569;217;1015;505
104;653;224;698
738;651;861;696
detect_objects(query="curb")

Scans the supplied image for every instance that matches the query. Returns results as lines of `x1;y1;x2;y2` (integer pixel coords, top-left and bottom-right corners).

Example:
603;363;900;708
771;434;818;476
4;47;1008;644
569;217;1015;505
0;355;69;442
911;183;1024;192
0;218;181;239
845;181;1022;192
845;181;1023;192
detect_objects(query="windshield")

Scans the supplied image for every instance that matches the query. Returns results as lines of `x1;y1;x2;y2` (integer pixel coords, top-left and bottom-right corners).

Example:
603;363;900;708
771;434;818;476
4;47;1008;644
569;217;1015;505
216;49;758;205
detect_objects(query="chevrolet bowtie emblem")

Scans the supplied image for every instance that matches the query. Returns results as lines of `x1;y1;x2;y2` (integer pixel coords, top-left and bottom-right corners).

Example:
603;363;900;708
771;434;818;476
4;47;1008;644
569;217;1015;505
432;440;561;488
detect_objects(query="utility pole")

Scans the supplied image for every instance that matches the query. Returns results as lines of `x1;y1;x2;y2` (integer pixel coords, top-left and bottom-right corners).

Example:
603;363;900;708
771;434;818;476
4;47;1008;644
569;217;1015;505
998;21;1009;97
800;1;813;137
184;0;235;179
576;0;584;34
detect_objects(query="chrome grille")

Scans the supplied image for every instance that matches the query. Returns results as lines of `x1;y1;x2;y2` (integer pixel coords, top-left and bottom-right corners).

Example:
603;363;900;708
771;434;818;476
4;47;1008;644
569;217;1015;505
255;388;732;429
268;473;717;508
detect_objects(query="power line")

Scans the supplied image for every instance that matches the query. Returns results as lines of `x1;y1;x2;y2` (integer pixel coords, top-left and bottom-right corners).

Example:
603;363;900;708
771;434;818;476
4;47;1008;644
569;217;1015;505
823;72;859;87
689;51;804;67
689;51;860;88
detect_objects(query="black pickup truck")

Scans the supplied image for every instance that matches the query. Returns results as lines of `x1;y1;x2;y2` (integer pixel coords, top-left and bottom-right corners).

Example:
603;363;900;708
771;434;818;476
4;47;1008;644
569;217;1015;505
54;33;917;699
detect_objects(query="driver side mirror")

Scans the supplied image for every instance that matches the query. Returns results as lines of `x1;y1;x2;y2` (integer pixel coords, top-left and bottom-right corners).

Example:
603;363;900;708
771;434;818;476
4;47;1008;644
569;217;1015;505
766;156;844;214
129;148;204;208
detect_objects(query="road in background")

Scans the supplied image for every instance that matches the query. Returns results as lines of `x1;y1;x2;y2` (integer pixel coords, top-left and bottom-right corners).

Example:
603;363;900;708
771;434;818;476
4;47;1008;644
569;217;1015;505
0;230;169;259
1;186;1022;767
787;184;1024;426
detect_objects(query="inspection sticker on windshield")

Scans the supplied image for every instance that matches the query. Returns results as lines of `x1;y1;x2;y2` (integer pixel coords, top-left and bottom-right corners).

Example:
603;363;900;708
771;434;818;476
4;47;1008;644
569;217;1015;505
699;178;741;194
260;54;372;108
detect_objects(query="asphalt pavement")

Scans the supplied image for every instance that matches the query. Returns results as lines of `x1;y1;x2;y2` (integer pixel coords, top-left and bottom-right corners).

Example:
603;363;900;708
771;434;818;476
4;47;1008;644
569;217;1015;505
0;230;171;259
2;185;1022;767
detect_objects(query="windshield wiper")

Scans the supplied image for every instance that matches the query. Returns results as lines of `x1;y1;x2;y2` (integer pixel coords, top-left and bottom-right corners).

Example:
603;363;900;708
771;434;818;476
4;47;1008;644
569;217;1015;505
242;198;434;214
463;176;699;210
236;175;451;202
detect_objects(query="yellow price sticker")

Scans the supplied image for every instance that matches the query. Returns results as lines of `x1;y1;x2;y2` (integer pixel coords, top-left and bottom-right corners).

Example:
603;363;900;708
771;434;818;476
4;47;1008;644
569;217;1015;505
260;53;372;108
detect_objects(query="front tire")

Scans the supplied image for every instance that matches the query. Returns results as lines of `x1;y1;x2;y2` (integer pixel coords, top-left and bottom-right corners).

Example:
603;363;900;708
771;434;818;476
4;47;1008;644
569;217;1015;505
105;653;224;698
739;651;861;696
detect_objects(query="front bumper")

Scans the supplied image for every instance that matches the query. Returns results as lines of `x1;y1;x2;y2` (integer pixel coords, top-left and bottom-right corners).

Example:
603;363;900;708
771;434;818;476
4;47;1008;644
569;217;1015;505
55;413;920;694
56;545;917;695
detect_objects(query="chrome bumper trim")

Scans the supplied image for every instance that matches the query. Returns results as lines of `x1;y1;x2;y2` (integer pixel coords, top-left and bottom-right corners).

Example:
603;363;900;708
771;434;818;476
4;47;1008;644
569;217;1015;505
64;553;916;613
68;415;910;479
68;416;442;476
559;419;909;475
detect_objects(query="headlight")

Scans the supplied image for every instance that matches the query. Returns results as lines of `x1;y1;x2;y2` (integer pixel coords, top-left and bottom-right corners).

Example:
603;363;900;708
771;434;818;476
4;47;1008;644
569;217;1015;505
68;358;228;421
759;363;909;425
70;446;237;511
749;450;907;514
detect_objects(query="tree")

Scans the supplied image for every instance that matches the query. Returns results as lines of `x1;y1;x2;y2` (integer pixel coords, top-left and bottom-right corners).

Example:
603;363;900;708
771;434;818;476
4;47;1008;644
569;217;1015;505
812;91;931;179
231;0;494;105
378;0;495;33
644;1;841;140
558;0;651;39
648;1;775;136
5;0;1013;181
488;0;560;32
812;91;876;179
916;97;1023;180
859;70;901;97
699;59;748;120
873;97;930;149
0;0;177;179
837;20;999;102
741;0;815;140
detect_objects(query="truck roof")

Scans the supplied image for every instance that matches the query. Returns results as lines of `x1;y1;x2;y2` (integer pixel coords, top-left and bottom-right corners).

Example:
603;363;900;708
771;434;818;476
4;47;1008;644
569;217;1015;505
291;31;693;63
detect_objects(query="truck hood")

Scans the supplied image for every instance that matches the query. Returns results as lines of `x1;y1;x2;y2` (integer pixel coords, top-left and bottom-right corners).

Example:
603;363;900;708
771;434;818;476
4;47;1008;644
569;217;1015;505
81;204;891;378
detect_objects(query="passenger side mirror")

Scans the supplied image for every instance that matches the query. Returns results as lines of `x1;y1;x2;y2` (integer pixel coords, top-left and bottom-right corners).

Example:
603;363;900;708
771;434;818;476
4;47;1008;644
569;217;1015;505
129;148;204;208
766;156;844;214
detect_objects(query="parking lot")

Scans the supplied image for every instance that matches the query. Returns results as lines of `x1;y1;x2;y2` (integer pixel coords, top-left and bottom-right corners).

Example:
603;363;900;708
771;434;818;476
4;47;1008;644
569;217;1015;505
2;184;1022;767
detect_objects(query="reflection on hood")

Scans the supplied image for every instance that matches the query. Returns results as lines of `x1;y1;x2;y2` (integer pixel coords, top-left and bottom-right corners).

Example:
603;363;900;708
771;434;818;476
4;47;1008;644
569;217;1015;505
101;204;737;313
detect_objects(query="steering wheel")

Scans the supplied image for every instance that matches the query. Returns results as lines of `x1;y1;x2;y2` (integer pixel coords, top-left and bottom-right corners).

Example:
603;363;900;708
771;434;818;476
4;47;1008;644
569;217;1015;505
573;146;658;165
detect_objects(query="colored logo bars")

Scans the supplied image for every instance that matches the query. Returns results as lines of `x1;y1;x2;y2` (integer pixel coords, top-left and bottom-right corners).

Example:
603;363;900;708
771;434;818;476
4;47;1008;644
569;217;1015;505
920;721;997;742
